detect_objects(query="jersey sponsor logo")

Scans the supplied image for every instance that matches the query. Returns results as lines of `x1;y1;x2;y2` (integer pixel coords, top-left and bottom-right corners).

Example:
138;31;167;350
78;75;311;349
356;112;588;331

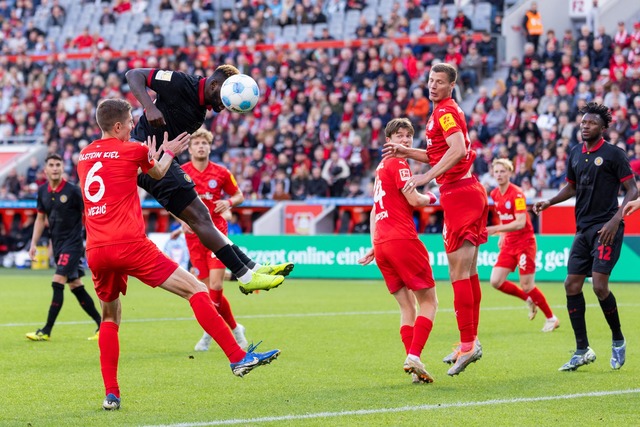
60;195;68;203
515;197;526;210
594;157;603;166
505;201;511;209
399;168;411;181
499;213;514;221
439;113;456;131
208;179;218;189
155;70;174;81
184;174;192;183
375;209;389;222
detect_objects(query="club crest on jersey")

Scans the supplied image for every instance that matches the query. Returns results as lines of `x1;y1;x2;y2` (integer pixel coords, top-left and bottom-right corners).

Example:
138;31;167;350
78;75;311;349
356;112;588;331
155;70;173;81
184;174;192;183
594;157;603;166
399;168;411;181
439;113;456;131
60;195;68;203
505;201;511;209
208;179;218;189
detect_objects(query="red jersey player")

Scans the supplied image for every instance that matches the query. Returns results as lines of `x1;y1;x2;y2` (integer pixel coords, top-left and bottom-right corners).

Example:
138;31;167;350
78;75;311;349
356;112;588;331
179;129;248;352
383;63;488;376
487;159;559;332
78;99;280;411
358;118;438;384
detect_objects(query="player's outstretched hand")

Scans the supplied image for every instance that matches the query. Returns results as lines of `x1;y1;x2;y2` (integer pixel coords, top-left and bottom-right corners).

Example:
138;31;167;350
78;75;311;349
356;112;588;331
382;142;408;159
623;199;640;217
163;131;190;157
145;135;161;160
146;104;166;128
358;248;375;266
532;200;550;215
402;173;430;193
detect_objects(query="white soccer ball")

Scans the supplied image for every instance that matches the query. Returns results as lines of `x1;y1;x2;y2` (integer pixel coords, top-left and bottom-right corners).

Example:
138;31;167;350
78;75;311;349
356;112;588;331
220;74;260;113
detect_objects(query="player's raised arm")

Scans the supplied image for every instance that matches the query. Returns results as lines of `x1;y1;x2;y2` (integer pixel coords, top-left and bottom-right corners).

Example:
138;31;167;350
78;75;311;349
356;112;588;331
147;131;190;179
125;68;166;128
382;143;429;163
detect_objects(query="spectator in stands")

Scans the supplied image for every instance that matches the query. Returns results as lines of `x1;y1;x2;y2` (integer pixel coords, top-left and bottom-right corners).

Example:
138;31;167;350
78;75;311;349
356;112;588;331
138;15;155;34
460;45;483;92
70;28;94;50
47;4;65;27
26;156;40;185
453;9;472;33
548;158;567;189
151;25;165;48
113;0;132;14
3;168;22;199
99;6;117;25
486;98;508;137
522;1;543;52
322;149;350;197
308;166;330;197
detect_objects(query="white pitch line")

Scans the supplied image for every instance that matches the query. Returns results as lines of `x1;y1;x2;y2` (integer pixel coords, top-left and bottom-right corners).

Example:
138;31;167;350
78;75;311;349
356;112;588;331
2;303;640;328
143;388;640;427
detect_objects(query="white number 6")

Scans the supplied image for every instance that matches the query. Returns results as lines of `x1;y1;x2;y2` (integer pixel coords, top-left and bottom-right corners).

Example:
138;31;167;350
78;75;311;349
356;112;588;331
84;161;105;203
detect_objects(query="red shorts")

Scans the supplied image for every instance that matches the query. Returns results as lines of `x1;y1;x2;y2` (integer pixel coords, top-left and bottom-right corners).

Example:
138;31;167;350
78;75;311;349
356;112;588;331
87;238;179;302
374;239;435;294
439;177;489;253
495;238;537;275
185;234;225;279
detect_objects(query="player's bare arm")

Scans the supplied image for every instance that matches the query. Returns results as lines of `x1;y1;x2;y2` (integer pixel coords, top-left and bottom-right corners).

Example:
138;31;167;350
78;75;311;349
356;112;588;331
623;199;640;216
213;189;244;214
533;182;577;214
404;187;437;207
147;132;190;179
487;212;526;236
598;178;638;246
402;132;466;193
358;205;376;266
382;143;429;163
28;212;47;261
125;68;166;128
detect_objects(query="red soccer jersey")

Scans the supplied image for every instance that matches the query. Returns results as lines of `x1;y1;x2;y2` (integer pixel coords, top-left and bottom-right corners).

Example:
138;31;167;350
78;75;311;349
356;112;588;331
490;183;534;245
181;161;239;233
425;97;475;184
77;138;155;249
373;157;418;244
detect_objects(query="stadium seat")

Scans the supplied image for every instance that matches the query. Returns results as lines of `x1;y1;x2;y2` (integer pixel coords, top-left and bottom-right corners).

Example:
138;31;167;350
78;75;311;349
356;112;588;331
426;5;440;24
410;18;421;35
313;23;327;38
281;25;297;42
473;2;492;31
297;24;313;42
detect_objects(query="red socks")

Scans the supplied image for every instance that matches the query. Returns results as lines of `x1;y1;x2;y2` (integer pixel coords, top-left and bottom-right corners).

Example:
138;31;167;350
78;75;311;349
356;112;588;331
99;321;120;398
469;274;482;339
527;286;554;318
400;325;414;354
209;289;237;330
452;279;475;344
498;280;528;301
409;316;433;358
189;292;245;363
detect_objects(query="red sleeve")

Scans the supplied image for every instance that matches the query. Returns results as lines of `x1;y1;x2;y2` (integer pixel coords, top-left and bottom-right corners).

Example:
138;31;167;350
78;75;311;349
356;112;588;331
134;143;155;173
436;104;464;139
392;159;412;190
222;168;240;196
513;192;527;213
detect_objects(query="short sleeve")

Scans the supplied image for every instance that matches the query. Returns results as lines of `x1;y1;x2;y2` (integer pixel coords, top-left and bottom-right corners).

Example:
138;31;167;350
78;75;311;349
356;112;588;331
222;169;240;196
614;147;634;183
135;143;156;173
36;186;45;214
436;104;464;139
514;192;527;213
146;69;185;98
392;159;412;189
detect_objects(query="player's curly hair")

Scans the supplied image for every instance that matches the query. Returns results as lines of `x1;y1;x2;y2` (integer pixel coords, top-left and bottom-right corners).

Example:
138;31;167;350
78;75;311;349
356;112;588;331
214;64;240;79
579;102;612;129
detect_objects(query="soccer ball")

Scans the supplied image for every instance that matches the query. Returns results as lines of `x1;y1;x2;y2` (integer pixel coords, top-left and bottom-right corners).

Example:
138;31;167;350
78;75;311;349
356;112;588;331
220;74;260;113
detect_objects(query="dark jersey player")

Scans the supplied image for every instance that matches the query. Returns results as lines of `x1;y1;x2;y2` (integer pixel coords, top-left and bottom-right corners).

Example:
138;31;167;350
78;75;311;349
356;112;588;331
26;153;102;341
534;102;637;372
126;65;292;294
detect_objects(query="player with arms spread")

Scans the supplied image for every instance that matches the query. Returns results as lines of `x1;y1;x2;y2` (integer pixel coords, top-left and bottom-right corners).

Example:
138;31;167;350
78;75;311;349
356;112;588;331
126;65;292;294
25;153;102;342
358;118;438;384
383;63;488;376
534;102;637;371
179;129;249;352
487;158;559;332
79;99;281;410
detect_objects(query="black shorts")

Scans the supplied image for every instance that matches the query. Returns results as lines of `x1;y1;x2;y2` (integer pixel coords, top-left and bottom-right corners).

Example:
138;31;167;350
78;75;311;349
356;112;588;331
137;159;198;216
53;244;85;281
567;222;624;276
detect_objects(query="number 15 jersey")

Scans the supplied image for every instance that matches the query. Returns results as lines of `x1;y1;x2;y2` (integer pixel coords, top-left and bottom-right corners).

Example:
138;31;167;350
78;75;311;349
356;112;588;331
373;157;418;244
78;137;156;249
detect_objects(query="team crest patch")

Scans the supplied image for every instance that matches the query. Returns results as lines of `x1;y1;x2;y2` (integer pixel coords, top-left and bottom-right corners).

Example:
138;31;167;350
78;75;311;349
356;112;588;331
439;113;456;131
184;174;192;183
505;201;511;209
594;157;603;166
155;70;173;81
60;195;68;203
399;168;411;181
515;197;526;210
208;179;218;189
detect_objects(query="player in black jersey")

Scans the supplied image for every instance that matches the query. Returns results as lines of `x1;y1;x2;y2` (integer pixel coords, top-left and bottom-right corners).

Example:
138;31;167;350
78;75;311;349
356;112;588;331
126;65;292;294
26;154;102;341
534;102;637;372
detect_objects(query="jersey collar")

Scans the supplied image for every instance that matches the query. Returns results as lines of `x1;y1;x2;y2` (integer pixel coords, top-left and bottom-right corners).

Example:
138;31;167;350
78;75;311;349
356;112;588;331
198;77;212;111
582;137;606;153
48;179;67;193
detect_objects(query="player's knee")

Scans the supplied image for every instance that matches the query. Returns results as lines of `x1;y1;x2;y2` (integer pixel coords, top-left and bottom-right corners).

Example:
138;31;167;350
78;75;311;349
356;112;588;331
489;278;501;289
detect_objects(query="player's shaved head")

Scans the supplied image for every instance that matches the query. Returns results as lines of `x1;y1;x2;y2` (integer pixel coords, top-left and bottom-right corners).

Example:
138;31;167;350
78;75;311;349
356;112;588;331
96;99;132;132
431;63;458;83
385;118;414;138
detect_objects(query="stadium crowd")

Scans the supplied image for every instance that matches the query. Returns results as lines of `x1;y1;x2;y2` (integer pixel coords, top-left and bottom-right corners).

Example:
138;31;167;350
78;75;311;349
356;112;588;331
0;0;639;208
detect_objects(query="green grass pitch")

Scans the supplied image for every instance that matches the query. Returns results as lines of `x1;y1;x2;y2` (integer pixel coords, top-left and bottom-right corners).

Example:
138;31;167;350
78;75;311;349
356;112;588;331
1;269;639;426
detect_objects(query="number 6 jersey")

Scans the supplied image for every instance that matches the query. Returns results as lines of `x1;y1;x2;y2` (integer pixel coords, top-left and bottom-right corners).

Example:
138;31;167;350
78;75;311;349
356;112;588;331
78;138;156;249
